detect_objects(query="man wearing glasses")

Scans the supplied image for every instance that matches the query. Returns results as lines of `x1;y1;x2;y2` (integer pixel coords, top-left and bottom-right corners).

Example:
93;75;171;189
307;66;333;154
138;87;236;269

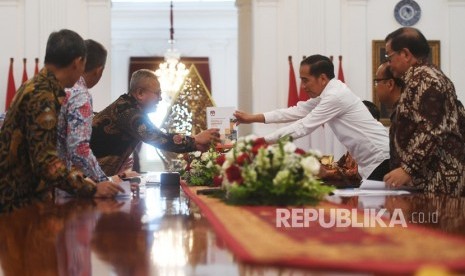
383;27;465;196
374;62;403;180
373;62;403;113
90;69;220;176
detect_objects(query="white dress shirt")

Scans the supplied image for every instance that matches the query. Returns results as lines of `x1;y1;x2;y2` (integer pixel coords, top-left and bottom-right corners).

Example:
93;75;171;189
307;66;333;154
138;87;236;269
263;79;389;178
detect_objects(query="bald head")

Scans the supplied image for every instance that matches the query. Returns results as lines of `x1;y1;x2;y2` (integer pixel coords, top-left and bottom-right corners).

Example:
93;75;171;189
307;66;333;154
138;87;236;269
375;62;403;108
377;62;403;88
385;27;430;61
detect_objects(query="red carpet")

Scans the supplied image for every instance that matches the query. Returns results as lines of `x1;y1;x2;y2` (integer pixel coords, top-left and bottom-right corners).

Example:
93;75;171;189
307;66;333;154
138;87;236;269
181;182;465;274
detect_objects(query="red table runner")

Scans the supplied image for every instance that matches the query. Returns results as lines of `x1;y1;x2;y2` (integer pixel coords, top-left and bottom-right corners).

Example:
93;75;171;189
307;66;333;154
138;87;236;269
181;182;465;274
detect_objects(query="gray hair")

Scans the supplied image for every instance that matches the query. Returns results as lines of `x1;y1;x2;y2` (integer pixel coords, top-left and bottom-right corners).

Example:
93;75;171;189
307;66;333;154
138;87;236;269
128;69;158;94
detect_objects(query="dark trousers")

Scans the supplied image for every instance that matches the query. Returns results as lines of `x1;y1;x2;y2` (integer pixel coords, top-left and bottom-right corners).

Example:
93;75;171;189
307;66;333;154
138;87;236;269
367;159;390;181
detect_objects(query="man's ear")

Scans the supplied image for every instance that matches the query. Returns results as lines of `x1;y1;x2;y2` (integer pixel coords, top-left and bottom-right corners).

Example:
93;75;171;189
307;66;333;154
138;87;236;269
401;47;415;63
95;66;104;76
320;73;329;83
73;56;85;69
386;79;395;90
133;88;145;100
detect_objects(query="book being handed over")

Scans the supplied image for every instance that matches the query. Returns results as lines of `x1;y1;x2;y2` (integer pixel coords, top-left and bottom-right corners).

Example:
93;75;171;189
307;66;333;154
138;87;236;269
206;107;237;149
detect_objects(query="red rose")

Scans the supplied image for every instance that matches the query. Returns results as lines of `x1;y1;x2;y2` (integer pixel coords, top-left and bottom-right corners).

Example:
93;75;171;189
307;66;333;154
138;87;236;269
253;137;267;147
226;165;243;185
213;175;223;187
185;163;191;172
295;148;306;155
236;152;250;166
251;137;268;155
216;154;226;166
252;144;265;155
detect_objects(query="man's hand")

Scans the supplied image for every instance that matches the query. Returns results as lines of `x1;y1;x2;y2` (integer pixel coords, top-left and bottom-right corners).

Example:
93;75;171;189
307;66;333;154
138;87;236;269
94;181;125;198
383;167;412;188
193;128;220;151
319;164;339;179
233;110;265;125
115;170;140;180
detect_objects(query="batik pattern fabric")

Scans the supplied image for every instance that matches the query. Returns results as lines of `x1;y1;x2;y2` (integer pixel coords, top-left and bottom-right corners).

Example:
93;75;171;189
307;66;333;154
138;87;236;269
0;68;96;213
390;63;465;196
90;94;197;176
57;77;107;182
321;152;361;183
336;152;361;182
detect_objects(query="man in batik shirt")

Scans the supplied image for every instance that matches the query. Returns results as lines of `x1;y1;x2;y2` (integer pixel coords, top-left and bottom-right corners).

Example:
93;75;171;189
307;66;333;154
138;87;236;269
90;69;220;176
57;39;125;183
0;30;123;213
383;27;465;196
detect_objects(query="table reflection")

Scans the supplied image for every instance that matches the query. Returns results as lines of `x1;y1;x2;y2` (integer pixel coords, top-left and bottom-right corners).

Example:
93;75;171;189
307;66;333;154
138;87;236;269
338;192;465;237
0;184;464;275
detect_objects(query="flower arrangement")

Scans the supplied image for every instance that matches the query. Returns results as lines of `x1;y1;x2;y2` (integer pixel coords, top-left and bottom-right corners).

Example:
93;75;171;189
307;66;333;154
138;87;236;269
216;135;333;206
179;147;223;186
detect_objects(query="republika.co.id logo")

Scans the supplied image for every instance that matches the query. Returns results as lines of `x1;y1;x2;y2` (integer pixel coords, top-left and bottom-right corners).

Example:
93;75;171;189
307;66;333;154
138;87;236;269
275;208;437;228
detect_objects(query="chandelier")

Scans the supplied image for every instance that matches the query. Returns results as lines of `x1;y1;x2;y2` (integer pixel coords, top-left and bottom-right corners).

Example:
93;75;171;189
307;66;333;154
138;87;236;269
155;0;189;100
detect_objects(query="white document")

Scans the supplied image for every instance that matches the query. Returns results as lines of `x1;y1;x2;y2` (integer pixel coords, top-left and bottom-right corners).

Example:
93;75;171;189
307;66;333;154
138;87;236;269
116;181;132;198
332;189;410;197
359;179;388;190
332;179;412;197
206;106;237;145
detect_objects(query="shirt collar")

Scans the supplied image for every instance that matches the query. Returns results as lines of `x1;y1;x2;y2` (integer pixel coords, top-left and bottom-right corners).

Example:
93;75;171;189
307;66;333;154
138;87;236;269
319;78;339;98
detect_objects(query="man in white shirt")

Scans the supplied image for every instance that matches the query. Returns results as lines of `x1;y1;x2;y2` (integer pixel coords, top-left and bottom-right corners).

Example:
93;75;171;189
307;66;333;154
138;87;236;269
234;54;390;180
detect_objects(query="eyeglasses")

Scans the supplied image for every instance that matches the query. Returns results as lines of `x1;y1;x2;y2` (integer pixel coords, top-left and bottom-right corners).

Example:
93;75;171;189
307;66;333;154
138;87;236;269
384;51;398;62
140;87;162;97
373;78;392;86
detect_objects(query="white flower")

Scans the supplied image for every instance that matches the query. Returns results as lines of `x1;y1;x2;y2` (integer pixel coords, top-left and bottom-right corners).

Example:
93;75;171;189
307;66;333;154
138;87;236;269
222;160;231;170
308;149;322;158
271;152;283;169
201;152;210;162
255;147;271;172
245;134;258;143
191;159;200;168
193;151;202;158
225;149;235;163
300;156;321;175
283;142;297;153
273;169;291;186
283;153;300;171
242;167;257;185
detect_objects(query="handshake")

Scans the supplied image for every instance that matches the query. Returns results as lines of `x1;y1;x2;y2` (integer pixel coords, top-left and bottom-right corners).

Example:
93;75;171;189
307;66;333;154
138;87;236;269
193;128;221;151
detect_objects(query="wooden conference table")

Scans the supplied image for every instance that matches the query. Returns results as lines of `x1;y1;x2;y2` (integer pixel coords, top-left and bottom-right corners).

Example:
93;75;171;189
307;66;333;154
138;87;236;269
0;176;464;276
